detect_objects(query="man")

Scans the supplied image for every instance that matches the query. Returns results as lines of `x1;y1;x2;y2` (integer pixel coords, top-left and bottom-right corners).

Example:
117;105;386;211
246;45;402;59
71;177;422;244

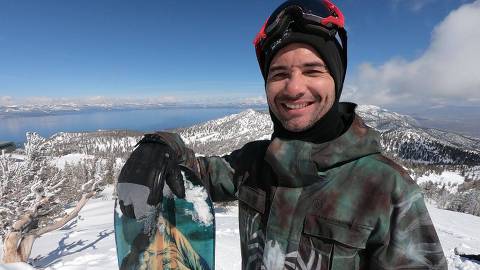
118;0;447;269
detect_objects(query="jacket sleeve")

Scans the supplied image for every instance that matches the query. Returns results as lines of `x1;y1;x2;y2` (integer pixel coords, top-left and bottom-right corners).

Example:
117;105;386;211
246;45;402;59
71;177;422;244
193;152;241;202
154;131;267;202
194;139;271;202
370;183;448;269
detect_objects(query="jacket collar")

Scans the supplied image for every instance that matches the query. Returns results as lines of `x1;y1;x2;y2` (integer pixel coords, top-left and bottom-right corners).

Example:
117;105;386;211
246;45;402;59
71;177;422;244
265;103;381;187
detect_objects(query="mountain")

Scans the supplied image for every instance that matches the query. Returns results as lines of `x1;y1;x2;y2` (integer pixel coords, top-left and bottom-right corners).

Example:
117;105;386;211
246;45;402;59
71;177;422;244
175;106;480;165
29;105;477;165
22;105;478;193
356;105;480;165
0;103;267;118
177;109;273;156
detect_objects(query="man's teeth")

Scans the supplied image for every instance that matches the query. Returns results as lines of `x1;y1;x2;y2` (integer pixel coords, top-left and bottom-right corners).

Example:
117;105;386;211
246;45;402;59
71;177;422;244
284;103;309;109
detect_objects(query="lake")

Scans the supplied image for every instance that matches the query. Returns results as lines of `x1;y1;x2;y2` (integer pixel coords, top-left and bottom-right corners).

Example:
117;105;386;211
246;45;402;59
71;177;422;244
0;107;254;144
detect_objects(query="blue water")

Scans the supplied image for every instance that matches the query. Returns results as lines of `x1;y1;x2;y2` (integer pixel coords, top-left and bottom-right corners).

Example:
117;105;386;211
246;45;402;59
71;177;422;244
0;107;247;144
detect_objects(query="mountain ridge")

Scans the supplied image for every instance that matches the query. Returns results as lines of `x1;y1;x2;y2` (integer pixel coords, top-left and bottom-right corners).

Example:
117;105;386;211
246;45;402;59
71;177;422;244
174;105;480;165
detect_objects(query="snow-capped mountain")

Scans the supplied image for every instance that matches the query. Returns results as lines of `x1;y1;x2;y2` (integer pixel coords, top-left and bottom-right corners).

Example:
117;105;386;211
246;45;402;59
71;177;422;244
177;109;273;156
176;105;480;165
356;105;480;165
0;103;267;118
28;104;477;165
355;105;418;131
0;104;110;116
22;105;478;195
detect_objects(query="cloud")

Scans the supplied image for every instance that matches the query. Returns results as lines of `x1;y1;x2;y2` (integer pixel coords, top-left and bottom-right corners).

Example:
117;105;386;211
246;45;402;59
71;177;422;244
0;96;14;106
346;1;480;106
240;96;267;105
0;96;181;106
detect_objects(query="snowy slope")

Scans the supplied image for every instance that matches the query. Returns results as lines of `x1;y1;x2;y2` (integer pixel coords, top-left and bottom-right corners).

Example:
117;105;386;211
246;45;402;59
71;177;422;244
356;105;480;164
417;171;466;193
428;205;480;269
1;187;479;269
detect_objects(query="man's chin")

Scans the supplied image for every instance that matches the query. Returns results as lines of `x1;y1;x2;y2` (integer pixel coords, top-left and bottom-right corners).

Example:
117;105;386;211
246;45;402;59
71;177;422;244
282;120;315;133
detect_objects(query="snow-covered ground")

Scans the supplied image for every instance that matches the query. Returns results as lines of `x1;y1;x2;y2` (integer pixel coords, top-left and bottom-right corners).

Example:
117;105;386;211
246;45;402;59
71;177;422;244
49;153;95;170
0;187;479;270
417;171;466;193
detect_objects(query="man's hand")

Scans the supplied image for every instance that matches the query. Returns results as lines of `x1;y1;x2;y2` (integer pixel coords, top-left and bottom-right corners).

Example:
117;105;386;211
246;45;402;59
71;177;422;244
116;133;185;220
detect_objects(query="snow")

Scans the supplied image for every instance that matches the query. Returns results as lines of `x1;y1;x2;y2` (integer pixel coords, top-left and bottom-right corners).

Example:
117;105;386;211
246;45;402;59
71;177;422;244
417;171;466;192
49;153;95;170
0;263;34;270
427;205;480;269
178;109;273;156
214;206;242;270
183;179;214;226
1;187;479;269
3;154;25;161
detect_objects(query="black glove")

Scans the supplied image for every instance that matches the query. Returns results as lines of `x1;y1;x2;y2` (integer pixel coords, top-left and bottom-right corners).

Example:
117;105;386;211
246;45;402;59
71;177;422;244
117;133;185;220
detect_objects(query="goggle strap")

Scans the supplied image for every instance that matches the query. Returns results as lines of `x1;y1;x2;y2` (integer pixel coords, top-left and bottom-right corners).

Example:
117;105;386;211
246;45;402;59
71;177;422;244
338;27;348;79
253;18;268;48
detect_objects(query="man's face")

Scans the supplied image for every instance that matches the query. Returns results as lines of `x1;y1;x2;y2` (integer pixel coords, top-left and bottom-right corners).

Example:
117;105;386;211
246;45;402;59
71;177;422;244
266;43;335;132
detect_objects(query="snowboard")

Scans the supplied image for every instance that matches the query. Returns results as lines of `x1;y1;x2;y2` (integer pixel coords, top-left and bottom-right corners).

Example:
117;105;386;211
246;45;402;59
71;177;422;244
114;168;215;270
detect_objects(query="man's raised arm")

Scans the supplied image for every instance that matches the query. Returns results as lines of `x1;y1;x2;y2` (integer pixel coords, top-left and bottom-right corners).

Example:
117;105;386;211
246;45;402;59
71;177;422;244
116;131;265;219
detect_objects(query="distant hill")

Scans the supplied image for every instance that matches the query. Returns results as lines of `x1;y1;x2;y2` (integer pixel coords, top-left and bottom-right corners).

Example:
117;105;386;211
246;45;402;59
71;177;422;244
0;141;16;153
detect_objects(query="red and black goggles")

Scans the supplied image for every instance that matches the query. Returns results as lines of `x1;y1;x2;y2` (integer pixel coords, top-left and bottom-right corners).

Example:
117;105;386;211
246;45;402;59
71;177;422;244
254;0;347;69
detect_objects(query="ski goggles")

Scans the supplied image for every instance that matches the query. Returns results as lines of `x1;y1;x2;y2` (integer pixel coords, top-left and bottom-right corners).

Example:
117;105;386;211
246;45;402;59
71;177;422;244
254;0;347;67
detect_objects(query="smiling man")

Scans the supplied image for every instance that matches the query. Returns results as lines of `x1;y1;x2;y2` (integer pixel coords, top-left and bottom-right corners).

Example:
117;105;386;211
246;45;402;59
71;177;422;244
117;0;447;269
266;43;335;133
266;43;340;141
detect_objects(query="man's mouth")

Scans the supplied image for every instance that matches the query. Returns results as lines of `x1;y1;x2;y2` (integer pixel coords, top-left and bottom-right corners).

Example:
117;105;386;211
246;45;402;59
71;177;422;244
282;102;313;110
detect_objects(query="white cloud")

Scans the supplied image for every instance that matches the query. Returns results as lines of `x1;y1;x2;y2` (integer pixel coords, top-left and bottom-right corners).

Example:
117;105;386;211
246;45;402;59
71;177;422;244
240;96;267;105
0;96;13;106
346;0;480;106
0;96;181;106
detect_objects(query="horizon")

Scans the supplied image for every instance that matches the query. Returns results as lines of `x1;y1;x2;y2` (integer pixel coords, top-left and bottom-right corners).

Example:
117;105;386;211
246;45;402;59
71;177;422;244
2;103;480;143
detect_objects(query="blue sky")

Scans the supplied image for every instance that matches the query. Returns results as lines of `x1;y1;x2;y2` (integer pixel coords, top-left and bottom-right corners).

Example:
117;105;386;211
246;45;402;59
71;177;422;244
0;0;479;107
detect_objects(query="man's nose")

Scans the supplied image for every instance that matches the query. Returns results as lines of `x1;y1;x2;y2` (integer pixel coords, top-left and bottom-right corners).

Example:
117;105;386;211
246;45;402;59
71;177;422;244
284;72;305;97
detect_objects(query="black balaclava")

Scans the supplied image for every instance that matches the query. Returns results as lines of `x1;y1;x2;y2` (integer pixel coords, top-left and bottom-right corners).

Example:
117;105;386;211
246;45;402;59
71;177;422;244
263;30;347;144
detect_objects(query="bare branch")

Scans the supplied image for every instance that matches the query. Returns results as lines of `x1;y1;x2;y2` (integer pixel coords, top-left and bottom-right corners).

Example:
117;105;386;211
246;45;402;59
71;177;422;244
11;197;50;232
31;190;96;237
48;173;65;191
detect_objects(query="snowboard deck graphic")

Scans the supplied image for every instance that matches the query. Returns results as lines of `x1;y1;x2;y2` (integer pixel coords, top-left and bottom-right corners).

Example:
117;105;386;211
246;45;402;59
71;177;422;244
114;170;215;270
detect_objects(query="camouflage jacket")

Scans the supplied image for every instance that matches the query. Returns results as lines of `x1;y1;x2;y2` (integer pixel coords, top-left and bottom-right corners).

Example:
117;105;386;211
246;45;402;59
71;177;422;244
162;104;447;270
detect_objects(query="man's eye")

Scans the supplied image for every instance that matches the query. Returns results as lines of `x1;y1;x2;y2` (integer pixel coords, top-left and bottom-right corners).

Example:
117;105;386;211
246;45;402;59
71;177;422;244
305;69;328;76
269;72;288;80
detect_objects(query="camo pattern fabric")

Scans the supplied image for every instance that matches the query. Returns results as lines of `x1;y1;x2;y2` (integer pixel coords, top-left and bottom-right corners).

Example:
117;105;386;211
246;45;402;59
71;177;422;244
157;104;447;270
